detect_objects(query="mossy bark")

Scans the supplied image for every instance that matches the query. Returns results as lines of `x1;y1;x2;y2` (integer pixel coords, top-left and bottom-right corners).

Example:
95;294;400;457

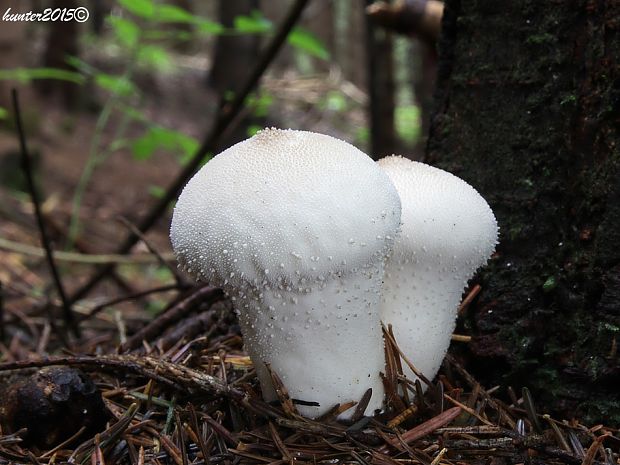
427;0;620;423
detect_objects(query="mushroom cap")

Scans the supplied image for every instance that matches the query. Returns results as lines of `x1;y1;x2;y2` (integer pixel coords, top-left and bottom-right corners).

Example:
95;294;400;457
377;156;498;275
378;156;498;383
171;128;402;288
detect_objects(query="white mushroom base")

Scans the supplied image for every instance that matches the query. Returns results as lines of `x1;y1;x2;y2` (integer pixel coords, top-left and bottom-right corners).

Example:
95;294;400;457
232;269;387;419
381;266;465;385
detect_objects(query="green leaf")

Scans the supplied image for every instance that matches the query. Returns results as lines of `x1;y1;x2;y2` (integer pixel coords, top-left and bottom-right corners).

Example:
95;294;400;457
0;107;7;120
138;45;172;72
95;73;137;97
245;92;273;118
152;4;223;33
246;125;262;137
395;104;421;145
234;13;272;34
65;56;95;74
131;130;159;160
288;28;329;60
131;127;199;162
148;185;166;199
196;18;225;34
108;16;140;48
0;67;85;84
542;276;557;292
118;105;146;122
321;90;347;112
118;0;154;19
355;127;370;145
154;4;194;22
176;133;199;165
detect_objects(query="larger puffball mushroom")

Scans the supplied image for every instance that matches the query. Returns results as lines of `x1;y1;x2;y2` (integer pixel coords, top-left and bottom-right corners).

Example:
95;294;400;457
377;156;498;384
171;129;402;418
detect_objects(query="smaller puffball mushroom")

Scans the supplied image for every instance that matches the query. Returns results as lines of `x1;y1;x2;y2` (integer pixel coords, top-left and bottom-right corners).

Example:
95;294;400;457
171;129;402;418
377;156;498;384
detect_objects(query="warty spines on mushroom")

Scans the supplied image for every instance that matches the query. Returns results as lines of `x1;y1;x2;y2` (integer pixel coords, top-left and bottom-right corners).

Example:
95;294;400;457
171;128;402;418
377;155;498;385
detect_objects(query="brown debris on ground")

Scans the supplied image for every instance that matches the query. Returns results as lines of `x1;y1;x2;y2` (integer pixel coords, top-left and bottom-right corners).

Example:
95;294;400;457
0;283;619;464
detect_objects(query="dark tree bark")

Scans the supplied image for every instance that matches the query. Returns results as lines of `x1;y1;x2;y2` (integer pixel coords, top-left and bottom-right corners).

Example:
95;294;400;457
366;1;397;159
209;0;260;96
426;0;620;424
208;0;261;146
38;0;80;108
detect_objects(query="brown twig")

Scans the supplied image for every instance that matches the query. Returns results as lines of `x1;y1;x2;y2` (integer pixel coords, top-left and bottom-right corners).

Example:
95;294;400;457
78;283;188;323
67;0;312;305
382;323;433;387
0;354;244;400
458;284;481;315
0;281;4;343
380;407;462;453
11;89;79;338
117;216;185;286
120;285;223;353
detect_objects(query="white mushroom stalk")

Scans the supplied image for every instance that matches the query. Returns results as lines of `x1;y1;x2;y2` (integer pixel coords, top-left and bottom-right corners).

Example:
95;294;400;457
377;156;498;385
171;129;401;418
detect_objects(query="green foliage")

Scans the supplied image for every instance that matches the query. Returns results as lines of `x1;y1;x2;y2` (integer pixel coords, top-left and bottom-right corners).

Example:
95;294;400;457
0;107;7;121
94;73;137;97
542;275;557;292
234;12;272;34
137;45;173;72
246;125;262;137
118;0;155;19
245;92;274;118
154;4;224;33
148;185;166;199
320;91;347;112
560;94;577;106
232;11;329;60
355;127;370;146
154;4;195;23
288;28;330;60
395;105;421;145
0;67;85;84
131;126;199;164
108;16;141;48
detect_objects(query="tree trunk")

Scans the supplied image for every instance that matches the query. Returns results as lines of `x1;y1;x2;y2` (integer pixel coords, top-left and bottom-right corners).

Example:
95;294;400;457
209;0;260;96
366;1;397;160
208;0;260;147
426;0;620;424
38;0;80;108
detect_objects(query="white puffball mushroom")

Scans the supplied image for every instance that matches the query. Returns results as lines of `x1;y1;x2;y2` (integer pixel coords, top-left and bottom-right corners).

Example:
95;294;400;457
171;128;402;419
377;156;498;385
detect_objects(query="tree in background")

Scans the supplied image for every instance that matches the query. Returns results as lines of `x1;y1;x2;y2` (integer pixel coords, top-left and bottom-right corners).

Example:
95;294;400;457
427;0;619;423
208;0;260;146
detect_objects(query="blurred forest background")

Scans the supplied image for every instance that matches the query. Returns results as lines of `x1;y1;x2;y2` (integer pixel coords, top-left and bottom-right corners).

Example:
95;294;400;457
1;0;619;432
0;0;431;256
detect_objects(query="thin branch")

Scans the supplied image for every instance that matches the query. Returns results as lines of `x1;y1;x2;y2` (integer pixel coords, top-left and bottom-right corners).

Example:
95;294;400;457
67;0;311;304
78;283;188;323
117;216;185;286
11;89;79;337
0;281;4;343
0;354;244;400
0;236;174;264
120;285;223;353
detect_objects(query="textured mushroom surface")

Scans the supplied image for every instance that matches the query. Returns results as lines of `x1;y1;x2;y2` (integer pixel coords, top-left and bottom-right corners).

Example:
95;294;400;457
171;128;402;418
378;156;498;384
